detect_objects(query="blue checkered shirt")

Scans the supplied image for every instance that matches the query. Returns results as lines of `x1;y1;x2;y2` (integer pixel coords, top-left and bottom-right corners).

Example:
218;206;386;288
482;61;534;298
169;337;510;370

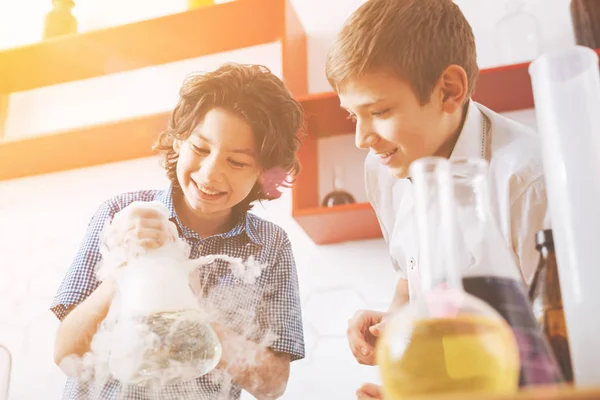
50;187;305;399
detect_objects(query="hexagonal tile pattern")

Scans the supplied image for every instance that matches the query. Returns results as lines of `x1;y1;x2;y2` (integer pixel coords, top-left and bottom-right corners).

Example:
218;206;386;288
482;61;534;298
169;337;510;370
302;286;368;337
301;323;319;364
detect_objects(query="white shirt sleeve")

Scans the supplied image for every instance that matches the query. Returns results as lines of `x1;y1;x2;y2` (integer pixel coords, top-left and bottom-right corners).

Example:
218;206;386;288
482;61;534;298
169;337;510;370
509;176;550;285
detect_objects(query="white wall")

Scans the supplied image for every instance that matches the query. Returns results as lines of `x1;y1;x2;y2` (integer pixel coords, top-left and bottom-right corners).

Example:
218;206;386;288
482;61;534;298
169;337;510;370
0;1;576;399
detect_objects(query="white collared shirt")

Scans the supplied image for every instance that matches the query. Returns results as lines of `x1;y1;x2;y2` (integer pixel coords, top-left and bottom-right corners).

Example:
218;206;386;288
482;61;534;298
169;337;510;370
365;100;550;301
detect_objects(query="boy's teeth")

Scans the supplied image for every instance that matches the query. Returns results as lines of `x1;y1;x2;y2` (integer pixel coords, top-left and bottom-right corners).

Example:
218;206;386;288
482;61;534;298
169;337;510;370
200;186;220;195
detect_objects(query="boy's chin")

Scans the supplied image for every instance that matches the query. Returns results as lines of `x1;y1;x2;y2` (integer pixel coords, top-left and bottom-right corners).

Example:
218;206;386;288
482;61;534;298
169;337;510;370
387;164;410;179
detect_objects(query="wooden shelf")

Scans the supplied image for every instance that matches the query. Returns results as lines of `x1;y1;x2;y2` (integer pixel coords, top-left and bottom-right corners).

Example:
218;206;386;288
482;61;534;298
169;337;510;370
472;48;600;113
0;0;306;180
0;0;306;96
4;30;598;244
292;92;382;245
416;385;600;400
0;112;170;180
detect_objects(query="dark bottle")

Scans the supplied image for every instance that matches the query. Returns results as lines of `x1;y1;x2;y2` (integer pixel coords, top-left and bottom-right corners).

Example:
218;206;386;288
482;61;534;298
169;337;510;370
571;0;600;49
529;229;574;383
43;0;78;39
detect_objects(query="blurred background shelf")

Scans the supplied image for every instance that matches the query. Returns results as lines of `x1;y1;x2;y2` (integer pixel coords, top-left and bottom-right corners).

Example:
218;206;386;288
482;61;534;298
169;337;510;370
0;0;306;179
292;92;382;245
3;3;597;244
472;48;600;112
0;0;306;95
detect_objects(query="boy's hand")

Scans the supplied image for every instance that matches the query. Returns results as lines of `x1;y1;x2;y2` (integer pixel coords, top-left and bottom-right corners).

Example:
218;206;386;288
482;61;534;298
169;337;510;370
347;309;387;365
356;383;385;399
104;201;178;251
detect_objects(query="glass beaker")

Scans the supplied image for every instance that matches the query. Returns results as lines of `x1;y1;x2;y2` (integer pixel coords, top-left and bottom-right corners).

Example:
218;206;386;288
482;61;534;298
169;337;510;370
449;158;564;386
377;157;520;399
102;246;223;388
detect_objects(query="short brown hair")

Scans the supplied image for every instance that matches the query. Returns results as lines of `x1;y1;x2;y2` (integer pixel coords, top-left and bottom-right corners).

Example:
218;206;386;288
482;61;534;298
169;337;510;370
326;0;479;104
154;63;304;212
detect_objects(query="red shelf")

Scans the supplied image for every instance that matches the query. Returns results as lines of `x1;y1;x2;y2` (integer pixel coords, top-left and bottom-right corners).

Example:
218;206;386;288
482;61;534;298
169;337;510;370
292;92;382;245
472;48;600;112
4;17;599;244
292;52;600;244
0;112;170;179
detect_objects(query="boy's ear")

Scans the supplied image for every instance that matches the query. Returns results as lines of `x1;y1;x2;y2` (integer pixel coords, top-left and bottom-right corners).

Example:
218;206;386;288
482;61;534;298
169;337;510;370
172;139;182;155
439;64;469;114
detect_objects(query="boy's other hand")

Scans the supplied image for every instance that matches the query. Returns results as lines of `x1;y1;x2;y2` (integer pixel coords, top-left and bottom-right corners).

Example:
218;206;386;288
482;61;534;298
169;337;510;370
356;383;385;400
104;201;178;251
347;309;387;365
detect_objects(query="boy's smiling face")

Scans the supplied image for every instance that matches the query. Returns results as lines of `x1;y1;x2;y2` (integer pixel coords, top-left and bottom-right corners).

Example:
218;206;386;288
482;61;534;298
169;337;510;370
174;107;261;220
338;68;465;179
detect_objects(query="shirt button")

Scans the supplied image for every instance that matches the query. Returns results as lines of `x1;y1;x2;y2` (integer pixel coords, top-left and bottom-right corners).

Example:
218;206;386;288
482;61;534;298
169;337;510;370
409;257;416;269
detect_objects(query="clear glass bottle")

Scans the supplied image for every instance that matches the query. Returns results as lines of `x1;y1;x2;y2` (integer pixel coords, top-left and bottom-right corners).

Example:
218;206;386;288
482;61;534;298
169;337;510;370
377;157;520;399
449;158;564;386
493;0;541;65
43;0;78;39
321;166;356;207
529;229;573;383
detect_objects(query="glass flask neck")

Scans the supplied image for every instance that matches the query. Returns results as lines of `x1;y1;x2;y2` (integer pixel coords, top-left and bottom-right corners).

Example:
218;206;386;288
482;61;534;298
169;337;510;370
410;157;464;295
450;158;493;226
332;165;345;191
450;158;523;282
505;0;525;14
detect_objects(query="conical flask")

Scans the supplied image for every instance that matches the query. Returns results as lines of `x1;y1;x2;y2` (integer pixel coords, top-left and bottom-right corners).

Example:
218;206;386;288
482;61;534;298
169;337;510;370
493;0;542;65
376;157;520;399
89;203;223;388
449;158;564;387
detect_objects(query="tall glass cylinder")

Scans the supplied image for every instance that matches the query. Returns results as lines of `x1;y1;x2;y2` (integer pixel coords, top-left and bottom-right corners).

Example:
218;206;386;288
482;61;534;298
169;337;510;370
529;45;600;386
0;345;11;400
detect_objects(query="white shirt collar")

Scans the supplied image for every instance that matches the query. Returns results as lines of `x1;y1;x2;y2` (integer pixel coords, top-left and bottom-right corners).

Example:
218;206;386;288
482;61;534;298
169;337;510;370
450;99;485;160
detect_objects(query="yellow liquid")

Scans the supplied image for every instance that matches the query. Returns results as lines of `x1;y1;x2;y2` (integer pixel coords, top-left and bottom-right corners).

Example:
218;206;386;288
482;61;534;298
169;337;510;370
377;315;519;399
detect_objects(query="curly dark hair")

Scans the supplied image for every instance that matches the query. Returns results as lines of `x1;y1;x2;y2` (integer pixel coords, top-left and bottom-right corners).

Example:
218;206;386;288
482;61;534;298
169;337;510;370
154;63;305;212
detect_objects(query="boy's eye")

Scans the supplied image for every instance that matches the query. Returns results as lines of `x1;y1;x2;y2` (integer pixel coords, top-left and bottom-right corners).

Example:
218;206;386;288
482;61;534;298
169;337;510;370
190;143;209;155
371;109;390;117
346;113;357;123
228;159;248;169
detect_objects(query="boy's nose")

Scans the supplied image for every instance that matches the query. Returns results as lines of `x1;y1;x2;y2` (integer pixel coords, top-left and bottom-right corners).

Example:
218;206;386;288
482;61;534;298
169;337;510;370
355;121;378;149
199;157;225;182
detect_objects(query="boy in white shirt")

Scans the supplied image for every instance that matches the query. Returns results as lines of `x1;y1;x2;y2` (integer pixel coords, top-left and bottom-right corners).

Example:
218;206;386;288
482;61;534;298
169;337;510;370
325;0;549;398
